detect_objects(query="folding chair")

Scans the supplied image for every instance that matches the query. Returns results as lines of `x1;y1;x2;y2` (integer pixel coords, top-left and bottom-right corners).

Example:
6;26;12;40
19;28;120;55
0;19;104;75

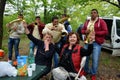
74;56;87;80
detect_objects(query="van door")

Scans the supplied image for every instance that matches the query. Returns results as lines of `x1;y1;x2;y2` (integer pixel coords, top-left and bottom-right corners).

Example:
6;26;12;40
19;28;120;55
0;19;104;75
111;16;120;48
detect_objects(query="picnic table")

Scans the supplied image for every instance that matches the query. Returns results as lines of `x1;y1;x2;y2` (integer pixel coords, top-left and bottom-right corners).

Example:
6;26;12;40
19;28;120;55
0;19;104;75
0;65;46;80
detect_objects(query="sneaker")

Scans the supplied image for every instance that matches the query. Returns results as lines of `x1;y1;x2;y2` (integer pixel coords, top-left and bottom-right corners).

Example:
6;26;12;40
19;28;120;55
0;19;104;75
91;75;96;80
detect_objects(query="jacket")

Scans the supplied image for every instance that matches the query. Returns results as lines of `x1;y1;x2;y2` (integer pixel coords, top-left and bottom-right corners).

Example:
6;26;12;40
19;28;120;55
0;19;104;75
60;44;82;72
27;34;55;67
42;23;68;43
9;20;25;38
81;18;108;44
27;22;45;39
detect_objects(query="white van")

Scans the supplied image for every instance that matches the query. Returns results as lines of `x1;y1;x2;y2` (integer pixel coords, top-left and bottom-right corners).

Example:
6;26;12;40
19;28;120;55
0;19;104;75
102;16;120;56
77;16;120;56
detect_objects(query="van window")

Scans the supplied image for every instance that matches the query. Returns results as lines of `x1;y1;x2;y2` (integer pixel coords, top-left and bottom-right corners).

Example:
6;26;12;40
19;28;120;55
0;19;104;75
116;19;120;36
104;19;113;41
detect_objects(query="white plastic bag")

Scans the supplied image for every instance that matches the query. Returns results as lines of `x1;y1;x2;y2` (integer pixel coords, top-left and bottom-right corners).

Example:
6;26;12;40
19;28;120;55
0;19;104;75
0;61;17;77
69;72;87;80
52;67;70;80
77;75;87;80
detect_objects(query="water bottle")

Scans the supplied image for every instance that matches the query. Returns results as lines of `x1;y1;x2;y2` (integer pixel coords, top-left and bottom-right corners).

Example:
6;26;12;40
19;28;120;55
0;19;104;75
28;47;35;65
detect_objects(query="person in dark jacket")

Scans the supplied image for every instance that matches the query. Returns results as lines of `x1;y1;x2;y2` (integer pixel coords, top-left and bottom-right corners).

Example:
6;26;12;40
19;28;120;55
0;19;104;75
55;32;93;79
24;24;56;79
42;16;68;68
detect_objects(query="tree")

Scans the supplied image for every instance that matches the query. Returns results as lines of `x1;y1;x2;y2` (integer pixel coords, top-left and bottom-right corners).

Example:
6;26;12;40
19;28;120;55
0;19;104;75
102;0;120;8
0;0;6;49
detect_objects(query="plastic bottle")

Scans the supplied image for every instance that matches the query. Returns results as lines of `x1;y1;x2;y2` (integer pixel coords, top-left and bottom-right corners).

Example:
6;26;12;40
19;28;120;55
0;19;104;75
28;47;35;65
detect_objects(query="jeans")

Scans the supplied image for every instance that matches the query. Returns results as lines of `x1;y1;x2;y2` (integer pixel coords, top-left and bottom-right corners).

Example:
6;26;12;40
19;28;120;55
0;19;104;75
53;52;59;68
29;41;36;51
53;42;62;68
29;41;38;56
8;38;20;60
84;41;102;75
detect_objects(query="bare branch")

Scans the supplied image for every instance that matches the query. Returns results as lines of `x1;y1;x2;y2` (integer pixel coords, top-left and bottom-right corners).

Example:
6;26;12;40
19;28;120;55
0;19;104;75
118;0;120;6
102;0;120;8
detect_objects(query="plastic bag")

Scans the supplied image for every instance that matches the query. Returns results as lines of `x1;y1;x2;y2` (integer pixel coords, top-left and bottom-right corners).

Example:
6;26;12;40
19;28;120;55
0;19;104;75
0;61;17;77
77;75;87;80
52;67;70;80
69;72;87;80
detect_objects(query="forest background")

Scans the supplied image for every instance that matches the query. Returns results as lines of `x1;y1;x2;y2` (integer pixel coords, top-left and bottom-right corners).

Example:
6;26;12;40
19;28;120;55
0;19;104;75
0;0;120;50
0;0;120;79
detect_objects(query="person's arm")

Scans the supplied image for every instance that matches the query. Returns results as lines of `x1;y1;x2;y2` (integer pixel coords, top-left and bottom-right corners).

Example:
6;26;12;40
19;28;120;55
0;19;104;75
27;34;43;46
27;23;35;34
80;44;93;57
67;25;72;33
81;20;89;34
24;23;42;45
40;23;45;28
61;24;68;33
6;23;10;27
42;24;52;34
95;19;108;36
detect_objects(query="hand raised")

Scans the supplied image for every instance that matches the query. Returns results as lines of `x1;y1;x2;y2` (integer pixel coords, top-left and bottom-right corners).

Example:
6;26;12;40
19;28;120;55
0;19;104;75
85;29;90;34
23;22;27;28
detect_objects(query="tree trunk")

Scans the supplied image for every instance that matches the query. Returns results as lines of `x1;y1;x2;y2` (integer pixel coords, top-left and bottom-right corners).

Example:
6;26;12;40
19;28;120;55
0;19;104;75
0;0;6;49
64;8;67;14
44;5;47;23
118;0;120;6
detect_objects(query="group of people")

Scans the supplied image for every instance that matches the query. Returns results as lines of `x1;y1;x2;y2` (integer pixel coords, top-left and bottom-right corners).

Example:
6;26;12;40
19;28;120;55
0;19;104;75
6;9;108;80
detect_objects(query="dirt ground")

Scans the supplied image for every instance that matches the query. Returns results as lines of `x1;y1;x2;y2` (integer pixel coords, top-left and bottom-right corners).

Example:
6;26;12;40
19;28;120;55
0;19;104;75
0;39;120;80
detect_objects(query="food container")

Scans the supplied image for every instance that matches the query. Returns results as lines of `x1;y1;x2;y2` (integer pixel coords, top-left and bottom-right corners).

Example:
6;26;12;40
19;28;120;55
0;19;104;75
0;49;4;58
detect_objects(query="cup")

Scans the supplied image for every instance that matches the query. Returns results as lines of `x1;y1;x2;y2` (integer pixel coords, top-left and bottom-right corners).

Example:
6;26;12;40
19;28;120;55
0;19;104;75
31;63;36;71
27;67;32;77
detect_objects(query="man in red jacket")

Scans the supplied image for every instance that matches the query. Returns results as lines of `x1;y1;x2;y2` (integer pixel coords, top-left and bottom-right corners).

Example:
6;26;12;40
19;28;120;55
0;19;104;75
81;9;108;80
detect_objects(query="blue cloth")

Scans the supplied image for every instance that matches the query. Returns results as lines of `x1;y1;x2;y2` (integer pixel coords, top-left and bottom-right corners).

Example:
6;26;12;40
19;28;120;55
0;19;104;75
53;52;59;68
84;41;102;75
8;38;20;60
53;42;61;68
29;41;36;52
64;21;72;33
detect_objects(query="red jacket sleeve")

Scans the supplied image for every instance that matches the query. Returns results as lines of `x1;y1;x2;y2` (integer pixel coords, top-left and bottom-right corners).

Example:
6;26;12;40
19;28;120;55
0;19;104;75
95;19;108;36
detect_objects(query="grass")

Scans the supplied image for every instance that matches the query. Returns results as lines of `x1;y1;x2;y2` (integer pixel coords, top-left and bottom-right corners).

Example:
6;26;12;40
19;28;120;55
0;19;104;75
1;23;120;80
1;34;30;61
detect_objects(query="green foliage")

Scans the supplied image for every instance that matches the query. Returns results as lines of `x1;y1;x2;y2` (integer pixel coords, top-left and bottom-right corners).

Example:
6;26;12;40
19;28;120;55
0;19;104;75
4;0;120;32
1;0;120;53
7;0;16;5
3;14;18;38
70;1;120;31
